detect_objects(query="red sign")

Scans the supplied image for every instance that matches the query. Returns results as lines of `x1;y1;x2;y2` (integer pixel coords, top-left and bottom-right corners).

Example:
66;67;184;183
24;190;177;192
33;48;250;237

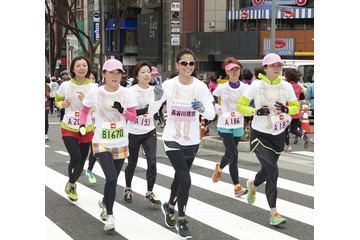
282;11;294;18
279;114;284;120
241;11;249;19
296;0;307;6
111;123;116;129
275;40;286;49
75;112;80;117
231;112;235;117
252;0;264;6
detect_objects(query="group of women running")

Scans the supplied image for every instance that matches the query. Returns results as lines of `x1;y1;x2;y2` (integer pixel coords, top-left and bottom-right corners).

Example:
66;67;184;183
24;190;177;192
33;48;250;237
54;48;302;238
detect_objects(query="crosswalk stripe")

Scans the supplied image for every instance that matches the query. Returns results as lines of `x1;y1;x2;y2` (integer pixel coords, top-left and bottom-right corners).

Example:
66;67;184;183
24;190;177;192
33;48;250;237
193;157;314;197
55;151;70;156
45;166;180;240
291;151;314;157
90;164;298;240
45;216;73;240
136;157;314;226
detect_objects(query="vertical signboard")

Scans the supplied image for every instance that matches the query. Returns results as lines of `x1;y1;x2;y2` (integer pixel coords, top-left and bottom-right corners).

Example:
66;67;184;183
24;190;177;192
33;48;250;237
93;11;100;54
170;2;181;46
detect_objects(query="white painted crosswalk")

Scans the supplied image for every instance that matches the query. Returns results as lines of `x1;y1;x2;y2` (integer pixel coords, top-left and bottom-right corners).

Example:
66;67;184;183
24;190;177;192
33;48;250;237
46;146;313;240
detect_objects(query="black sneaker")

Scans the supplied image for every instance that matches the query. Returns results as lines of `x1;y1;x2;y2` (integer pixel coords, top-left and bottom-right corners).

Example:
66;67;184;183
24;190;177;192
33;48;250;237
144;192;162;206
123;188;133;203
175;219;192;239
161;202;175;228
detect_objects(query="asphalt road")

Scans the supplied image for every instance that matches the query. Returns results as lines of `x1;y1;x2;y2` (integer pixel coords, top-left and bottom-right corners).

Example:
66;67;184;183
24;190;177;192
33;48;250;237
45;113;314;240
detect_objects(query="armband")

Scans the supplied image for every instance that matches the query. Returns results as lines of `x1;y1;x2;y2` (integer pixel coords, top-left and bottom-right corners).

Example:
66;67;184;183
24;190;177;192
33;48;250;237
57;101;63;109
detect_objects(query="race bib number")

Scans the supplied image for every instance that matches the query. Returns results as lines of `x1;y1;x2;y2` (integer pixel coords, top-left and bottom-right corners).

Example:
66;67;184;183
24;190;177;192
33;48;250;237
133;114;154;130
223;111;244;129
101;122;125;140
271;114;292;133
66;111;80;127
170;103;197;122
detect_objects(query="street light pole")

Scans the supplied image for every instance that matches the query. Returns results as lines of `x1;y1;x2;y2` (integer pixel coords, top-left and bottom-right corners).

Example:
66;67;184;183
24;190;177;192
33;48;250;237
270;0;276;53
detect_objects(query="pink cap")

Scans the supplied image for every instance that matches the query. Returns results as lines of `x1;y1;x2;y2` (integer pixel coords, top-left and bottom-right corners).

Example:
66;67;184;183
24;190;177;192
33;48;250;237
262;53;284;66
102;59;125;72
225;63;241;71
151;66;159;75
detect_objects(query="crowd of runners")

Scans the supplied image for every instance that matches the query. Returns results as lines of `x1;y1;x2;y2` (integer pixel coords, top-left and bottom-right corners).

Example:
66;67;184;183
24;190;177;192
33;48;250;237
45;49;312;239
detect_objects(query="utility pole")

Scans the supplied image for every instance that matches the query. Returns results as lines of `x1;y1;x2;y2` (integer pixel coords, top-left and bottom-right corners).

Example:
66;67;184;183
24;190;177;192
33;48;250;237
100;0;105;70
270;0;276;53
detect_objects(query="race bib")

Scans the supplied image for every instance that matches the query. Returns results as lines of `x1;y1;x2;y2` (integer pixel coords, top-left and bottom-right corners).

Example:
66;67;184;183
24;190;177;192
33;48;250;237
133;114;154;130
65;111;80;128
101;122;125;142
271;114;292;133
91;111;96;125
223;111;244;129
170;102;197;122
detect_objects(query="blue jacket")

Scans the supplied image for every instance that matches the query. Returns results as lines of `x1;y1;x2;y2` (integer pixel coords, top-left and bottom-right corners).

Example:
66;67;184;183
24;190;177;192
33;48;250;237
306;82;314;110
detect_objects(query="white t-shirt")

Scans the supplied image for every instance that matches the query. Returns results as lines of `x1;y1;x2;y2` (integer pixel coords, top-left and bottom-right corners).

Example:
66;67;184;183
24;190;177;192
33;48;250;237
82;86;136;148
56;80;97;129
243;79;297;135
127;84;156;135
213;81;248;129
149;76;215;146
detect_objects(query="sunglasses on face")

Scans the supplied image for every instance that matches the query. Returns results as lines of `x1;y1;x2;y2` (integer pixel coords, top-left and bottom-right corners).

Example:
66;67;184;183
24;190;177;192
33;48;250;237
178;61;195;67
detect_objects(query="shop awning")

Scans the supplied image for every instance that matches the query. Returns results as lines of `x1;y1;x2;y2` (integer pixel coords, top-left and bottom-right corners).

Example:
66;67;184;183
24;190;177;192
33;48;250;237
227;5;314;20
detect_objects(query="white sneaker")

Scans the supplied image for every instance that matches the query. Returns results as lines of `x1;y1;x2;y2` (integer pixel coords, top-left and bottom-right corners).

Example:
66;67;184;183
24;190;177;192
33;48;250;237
284;146;292;152
45;135;49;141
104;215;115;231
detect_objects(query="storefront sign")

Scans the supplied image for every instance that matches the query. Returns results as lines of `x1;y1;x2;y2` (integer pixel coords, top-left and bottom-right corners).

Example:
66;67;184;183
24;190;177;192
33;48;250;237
263;38;294;56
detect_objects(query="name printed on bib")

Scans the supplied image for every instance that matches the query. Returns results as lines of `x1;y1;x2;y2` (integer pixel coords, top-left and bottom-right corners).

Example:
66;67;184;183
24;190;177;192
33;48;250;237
271;114;292;133
223;111;244;128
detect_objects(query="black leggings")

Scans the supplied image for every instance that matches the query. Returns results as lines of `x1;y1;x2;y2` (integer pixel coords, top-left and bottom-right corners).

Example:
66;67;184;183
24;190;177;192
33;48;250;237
125;129;157;191
165;143;199;217
45;109;49;134
218;132;240;185
63;136;90;183
87;141;96;171
96;152;124;215
253;144;280;208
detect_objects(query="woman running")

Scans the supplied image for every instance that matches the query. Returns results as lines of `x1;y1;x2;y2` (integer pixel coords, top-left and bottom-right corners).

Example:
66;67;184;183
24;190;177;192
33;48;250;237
79;58;136;231
237;53;300;226
55;56;97;202
123;60;161;206
211;57;249;197
149;48;215;239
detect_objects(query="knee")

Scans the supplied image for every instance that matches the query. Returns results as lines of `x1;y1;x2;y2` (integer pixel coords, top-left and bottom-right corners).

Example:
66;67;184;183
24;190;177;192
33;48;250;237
180;172;191;189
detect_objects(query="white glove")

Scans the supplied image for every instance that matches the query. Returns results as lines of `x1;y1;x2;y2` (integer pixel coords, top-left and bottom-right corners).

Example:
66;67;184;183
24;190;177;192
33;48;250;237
214;103;222;115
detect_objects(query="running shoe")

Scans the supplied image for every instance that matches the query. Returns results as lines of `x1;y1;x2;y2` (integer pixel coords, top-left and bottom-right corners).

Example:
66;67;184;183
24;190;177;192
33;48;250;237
212;162;222;183
270;212;287;226
302;132;309;149
234;185;248;197
104;215;115;231
123;188;133;203
145;192;162;206
64;183;78;202
161;202;175;228
293;136;299;145
284;145;292;152
85;170;97;184
246;180;256;204
98;198;107;221
175;219;192;239
45;135;49;141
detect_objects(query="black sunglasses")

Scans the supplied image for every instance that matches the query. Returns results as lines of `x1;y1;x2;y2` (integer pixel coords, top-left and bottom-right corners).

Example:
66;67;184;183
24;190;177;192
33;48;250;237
179;61;195;67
